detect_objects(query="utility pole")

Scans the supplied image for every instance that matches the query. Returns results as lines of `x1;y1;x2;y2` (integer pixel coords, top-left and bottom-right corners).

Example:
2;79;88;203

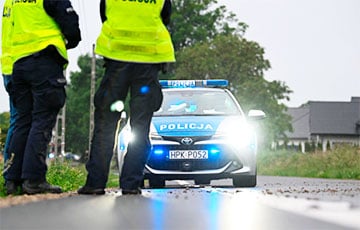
51;94;66;158
50;69;67;158
60;104;66;155
88;44;96;156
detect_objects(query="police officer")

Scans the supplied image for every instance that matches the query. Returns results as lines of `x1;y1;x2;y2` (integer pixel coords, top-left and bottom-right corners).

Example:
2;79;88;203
6;0;81;195
78;0;175;195
1;0;19;195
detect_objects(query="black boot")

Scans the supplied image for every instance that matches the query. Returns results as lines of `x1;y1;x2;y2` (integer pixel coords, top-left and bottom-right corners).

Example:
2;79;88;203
22;180;62;195
5;180;22;195
122;187;142;195
77;186;105;195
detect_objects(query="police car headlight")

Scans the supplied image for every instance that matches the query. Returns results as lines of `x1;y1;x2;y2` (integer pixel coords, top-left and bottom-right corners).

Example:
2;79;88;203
214;119;256;150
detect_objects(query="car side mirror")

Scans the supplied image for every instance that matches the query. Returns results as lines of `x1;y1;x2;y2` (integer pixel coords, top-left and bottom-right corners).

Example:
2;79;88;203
247;110;266;120
119;111;127;127
121;111;127;119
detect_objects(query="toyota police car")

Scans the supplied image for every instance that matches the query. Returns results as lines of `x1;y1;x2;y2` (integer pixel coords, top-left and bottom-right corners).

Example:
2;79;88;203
117;79;265;188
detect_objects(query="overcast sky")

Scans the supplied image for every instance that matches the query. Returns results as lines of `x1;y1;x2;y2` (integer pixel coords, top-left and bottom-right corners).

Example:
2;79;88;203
0;0;359;112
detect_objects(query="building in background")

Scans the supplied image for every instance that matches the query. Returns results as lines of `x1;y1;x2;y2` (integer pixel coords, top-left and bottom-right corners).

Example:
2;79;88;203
277;97;360;153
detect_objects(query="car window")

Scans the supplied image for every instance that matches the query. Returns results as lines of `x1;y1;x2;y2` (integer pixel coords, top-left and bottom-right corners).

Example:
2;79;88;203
154;89;241;116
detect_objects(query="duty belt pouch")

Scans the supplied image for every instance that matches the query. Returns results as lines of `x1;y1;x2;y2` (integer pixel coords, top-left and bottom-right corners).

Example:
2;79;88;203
46;76;67;110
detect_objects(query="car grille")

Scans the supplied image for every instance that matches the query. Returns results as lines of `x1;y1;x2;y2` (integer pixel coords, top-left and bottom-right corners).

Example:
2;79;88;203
147;143;236;172
162;136;212;143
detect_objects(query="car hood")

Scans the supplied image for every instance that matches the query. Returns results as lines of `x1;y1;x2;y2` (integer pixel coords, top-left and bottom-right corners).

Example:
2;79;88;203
152;116;241;137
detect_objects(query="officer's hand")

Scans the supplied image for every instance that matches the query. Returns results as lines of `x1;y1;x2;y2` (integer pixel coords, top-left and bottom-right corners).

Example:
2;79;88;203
66;39;80;49
65;32;81;49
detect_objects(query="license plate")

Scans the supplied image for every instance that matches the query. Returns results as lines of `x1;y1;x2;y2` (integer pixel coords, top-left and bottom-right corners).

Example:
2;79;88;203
169;150;208;159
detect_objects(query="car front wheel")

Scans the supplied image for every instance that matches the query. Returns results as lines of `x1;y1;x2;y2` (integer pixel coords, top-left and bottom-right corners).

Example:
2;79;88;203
149;178;165;188
194;178;211;185
232;175;256;187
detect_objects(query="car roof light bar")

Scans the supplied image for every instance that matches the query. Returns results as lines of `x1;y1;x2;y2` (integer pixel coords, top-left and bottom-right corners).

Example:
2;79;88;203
159;79;228;88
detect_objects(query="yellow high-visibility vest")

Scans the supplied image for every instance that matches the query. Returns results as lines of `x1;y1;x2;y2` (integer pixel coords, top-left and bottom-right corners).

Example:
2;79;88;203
11;0;67;67
96;0;175;63
1;0;14;75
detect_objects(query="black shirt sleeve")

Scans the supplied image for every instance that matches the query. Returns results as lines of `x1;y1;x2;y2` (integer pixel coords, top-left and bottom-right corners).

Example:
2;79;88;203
161;0;172;26
100;0;106;23
43;0;81;49
100;0;172;25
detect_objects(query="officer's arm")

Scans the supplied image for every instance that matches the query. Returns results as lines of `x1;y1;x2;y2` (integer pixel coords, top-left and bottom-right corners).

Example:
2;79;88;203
161;0;172;26
100;0;106;23
43;0;81;49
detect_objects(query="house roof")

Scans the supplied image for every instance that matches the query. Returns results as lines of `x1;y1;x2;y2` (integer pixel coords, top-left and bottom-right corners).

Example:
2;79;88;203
286;106;310;139
309;98;360;135
286;97;360;138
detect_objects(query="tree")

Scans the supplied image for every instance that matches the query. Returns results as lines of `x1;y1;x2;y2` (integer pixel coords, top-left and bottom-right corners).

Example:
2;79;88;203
162;0;246;78
169;0;247;51
174;34;293;144
65;55;104;155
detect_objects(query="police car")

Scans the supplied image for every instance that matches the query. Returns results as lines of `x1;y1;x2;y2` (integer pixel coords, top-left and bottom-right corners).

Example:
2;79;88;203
117;80;265;188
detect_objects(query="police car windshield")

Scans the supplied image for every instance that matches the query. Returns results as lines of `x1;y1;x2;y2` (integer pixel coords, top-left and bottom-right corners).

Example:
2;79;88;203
154;89;241;117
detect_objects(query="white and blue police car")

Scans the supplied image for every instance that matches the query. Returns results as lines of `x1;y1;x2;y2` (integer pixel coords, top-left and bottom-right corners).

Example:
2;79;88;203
117;79;265;188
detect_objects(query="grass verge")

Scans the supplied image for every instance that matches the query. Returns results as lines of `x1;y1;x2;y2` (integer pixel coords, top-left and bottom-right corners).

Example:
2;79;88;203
0;157;119;197
258;144;360;179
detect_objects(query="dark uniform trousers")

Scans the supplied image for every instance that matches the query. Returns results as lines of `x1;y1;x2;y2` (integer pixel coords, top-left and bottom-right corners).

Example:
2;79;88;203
85;59;163;190
6;52;66;182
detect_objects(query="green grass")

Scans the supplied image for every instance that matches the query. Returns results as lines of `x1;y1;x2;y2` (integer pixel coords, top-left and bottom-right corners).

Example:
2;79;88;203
0;158;119;198
46;159;87;192
47;159;119;191
257;144;360;179
1;145;359;197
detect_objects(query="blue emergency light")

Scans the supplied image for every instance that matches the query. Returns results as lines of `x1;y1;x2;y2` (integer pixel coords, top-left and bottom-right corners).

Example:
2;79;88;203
159;79;228;88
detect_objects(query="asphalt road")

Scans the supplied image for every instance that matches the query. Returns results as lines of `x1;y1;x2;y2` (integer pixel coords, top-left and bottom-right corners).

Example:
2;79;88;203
1;176;359;230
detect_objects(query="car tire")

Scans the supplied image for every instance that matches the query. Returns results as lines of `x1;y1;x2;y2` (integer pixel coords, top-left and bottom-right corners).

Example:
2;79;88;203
194;178;211;185
232;175;256;187
149;178;165;188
